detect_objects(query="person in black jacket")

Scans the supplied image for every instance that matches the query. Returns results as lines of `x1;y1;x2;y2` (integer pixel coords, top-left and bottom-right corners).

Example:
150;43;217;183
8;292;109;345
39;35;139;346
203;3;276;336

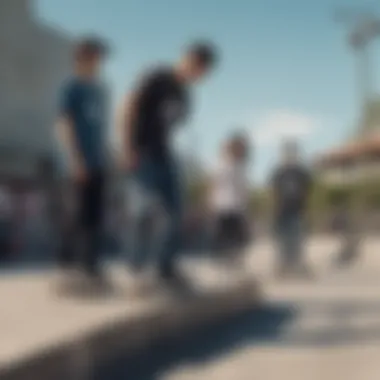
271;140;313;279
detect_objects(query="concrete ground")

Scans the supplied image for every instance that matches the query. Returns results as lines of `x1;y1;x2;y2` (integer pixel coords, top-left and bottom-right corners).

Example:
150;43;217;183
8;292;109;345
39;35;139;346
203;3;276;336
0;257;257;379
3;235;380;380
123;235;380;380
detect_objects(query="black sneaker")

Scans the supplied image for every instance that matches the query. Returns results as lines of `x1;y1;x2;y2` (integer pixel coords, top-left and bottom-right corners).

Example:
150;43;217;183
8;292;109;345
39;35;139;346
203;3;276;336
336;243;359;268
88;271;114;295
159;270;193;297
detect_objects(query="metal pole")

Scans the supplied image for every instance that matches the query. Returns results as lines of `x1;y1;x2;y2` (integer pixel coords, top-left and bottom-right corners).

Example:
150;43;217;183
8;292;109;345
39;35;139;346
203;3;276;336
355;44;371;132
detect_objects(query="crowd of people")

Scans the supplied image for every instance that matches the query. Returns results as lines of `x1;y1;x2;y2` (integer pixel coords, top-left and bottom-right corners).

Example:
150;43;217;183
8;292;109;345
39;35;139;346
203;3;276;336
0;35;320;297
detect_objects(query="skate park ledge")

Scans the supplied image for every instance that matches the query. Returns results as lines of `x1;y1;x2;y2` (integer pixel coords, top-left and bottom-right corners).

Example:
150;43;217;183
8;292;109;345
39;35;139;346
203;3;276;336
0;271;260;380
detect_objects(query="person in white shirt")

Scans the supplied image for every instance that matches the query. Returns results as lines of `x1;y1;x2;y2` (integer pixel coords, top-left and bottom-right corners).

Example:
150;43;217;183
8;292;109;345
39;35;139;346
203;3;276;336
208;133;251;274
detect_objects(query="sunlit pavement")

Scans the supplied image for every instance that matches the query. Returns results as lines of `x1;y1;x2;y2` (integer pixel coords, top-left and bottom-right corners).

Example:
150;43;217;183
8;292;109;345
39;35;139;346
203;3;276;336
4;236;380;380
122;236;380;380
0;254;256;377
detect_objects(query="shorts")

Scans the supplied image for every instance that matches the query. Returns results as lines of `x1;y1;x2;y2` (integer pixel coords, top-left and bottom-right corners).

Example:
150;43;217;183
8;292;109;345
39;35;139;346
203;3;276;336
212;212;250;252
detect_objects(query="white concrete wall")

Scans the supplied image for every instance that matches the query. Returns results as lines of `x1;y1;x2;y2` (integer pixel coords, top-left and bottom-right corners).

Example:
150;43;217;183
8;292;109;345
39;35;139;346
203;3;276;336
0;0;71;159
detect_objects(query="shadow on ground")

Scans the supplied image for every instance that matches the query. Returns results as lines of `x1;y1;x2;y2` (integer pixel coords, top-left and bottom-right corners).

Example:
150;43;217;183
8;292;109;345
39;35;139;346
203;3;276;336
96;298;380;380
96;303;295;380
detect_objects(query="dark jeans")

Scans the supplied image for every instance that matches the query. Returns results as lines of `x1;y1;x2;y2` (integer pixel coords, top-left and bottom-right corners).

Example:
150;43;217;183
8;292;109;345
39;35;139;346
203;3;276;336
58;172;105;275
127;154;183;276
212;212;249;253
0;221;12;263
274;214;304;269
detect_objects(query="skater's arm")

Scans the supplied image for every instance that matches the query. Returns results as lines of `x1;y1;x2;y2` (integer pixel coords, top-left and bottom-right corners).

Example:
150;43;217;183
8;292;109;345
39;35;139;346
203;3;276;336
56;82;87;181
56;117;84;167
242;165;251;208
119;69;163;169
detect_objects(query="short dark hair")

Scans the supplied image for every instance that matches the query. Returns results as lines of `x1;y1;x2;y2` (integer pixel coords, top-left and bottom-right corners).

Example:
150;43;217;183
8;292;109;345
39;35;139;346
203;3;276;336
187;41;218;68
227;130;250;159
74;36;109;61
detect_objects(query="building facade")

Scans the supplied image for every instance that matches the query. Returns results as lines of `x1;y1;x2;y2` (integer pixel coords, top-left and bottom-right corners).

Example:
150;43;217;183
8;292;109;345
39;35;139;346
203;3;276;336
317;98;380;187
0;0;72;182
317;132;380;186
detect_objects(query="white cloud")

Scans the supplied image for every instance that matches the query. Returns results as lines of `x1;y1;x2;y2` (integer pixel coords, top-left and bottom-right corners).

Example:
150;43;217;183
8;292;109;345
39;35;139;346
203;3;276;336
251;109;319;147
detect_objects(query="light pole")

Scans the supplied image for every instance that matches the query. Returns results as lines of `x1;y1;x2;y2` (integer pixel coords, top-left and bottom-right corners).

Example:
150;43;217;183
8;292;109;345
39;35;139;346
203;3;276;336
335;8;380;135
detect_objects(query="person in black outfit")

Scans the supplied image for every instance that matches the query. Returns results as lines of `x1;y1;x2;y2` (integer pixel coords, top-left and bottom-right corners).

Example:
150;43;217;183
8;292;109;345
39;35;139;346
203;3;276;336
271;140;312;279
118;41;218;292
56;37;110;293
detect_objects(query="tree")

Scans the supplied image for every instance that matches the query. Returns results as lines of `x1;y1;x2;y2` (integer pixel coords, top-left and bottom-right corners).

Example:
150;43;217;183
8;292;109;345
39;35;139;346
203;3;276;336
181;155;208;206
362;97;380;132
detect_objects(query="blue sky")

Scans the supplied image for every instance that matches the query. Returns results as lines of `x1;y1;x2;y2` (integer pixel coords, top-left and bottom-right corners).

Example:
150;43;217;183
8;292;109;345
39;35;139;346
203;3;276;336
36;0;380;183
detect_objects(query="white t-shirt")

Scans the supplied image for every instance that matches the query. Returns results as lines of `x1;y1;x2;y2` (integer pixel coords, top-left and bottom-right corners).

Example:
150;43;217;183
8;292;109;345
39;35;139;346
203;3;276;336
209;158;249;214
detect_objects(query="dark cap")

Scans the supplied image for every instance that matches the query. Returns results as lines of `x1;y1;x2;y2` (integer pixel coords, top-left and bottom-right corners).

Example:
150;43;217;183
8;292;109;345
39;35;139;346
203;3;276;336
227;130;250;157
74;36;109;60
186;40;218;68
